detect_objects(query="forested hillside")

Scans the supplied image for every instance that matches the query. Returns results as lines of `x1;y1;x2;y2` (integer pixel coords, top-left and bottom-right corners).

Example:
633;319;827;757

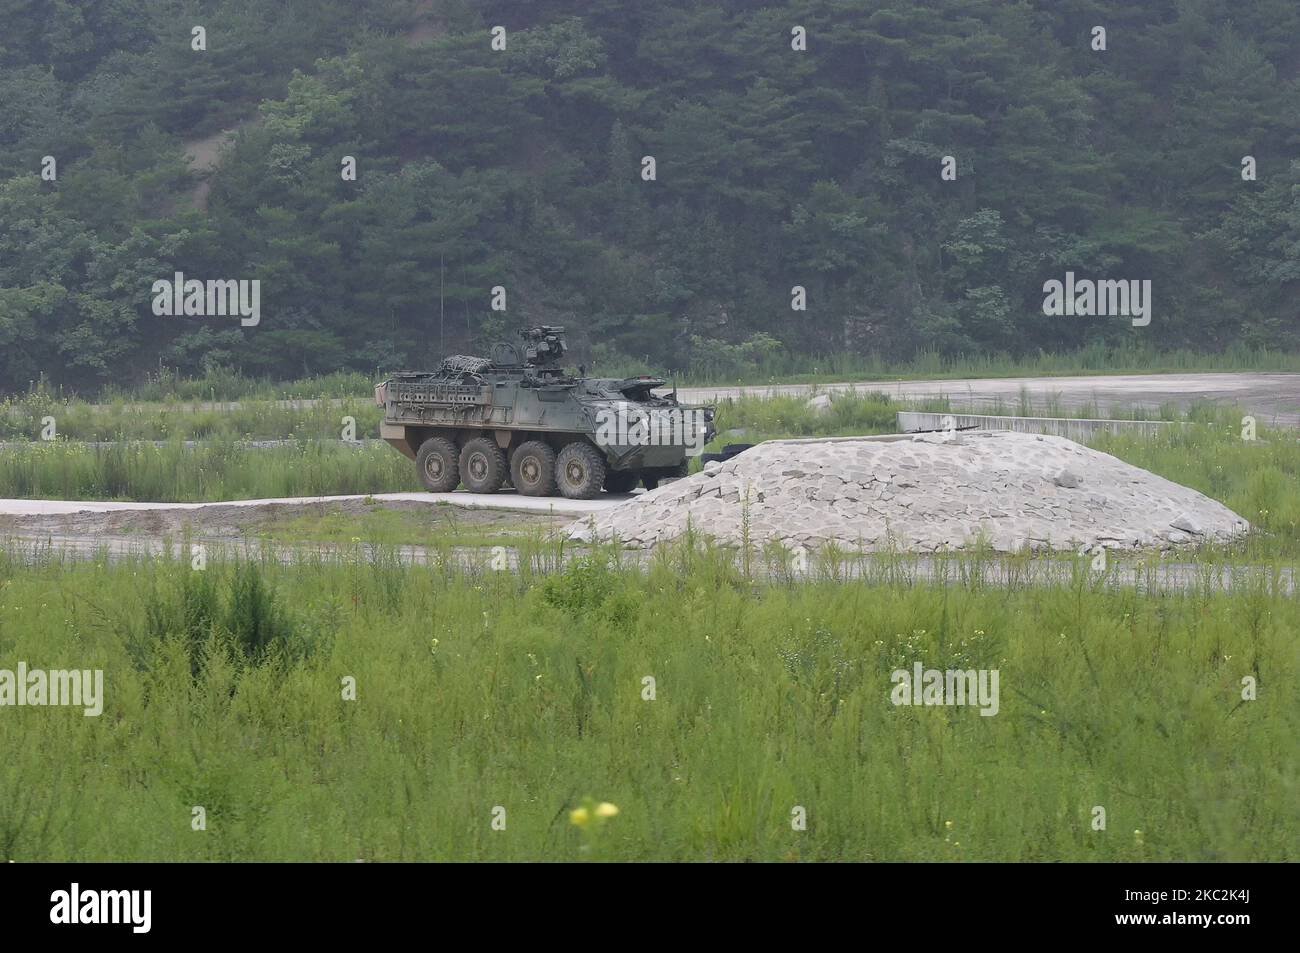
1;0;1297;392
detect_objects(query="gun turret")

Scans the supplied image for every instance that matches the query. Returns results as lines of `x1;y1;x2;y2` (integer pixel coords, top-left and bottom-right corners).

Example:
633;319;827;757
520;326;567;366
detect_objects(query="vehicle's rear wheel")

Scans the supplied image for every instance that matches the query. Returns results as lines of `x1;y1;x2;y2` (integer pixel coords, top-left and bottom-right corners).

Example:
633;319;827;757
603;470;639;494
510;440;557;496
557;442;607;500
642;475;659;491
416;436;460;492
459;437;508;493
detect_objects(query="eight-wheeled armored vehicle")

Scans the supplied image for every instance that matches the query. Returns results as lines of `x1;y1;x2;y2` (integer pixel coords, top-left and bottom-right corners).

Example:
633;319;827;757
375;327;715;499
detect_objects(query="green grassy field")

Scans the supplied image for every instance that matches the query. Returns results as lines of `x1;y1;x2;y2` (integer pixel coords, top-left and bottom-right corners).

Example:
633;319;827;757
0;545;1293;861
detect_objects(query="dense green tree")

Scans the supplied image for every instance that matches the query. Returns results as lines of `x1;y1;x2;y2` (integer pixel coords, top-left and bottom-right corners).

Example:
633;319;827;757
0;0;1297;392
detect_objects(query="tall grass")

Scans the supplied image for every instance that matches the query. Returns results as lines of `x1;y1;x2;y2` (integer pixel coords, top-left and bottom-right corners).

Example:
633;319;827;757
1091;413;1300;557
0;393;381;442
0;440;417;501
711;390;900;440
98;367;375;402
0;545;1293;861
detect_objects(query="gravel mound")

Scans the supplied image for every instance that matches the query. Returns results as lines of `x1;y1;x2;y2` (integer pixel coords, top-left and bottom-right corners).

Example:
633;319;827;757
568;431;1250;552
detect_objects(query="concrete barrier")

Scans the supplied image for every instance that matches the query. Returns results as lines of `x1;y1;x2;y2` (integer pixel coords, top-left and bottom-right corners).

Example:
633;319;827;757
897;412;1180;440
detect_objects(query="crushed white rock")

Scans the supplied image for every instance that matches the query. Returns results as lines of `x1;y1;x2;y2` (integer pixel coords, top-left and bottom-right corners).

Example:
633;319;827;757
569;431;1250;553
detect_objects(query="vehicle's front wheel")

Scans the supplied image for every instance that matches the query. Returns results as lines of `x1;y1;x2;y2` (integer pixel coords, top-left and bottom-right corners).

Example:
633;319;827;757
510;441;558;496
415;436;460;492
556;442;607;500
459;437;508;493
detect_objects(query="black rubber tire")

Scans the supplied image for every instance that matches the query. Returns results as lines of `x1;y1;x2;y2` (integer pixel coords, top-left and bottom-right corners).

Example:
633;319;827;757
642;475;660;491
510;440;557;497
603;470;640;494
416;436;460;492
459;437;508;493
556;442;607;500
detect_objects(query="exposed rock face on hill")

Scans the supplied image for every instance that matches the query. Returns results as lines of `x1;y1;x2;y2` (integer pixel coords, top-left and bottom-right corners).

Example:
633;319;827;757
568;431;1250;553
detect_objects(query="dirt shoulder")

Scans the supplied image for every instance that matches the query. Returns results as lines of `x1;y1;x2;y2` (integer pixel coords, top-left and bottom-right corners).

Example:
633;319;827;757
0;497;569;547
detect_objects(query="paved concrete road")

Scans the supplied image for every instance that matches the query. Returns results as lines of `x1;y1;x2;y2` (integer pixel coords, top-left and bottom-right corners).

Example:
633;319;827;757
679;372;1300;426
0;489;625;518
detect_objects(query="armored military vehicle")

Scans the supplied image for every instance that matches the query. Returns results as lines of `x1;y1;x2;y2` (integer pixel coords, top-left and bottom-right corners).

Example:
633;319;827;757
375;326;716;499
